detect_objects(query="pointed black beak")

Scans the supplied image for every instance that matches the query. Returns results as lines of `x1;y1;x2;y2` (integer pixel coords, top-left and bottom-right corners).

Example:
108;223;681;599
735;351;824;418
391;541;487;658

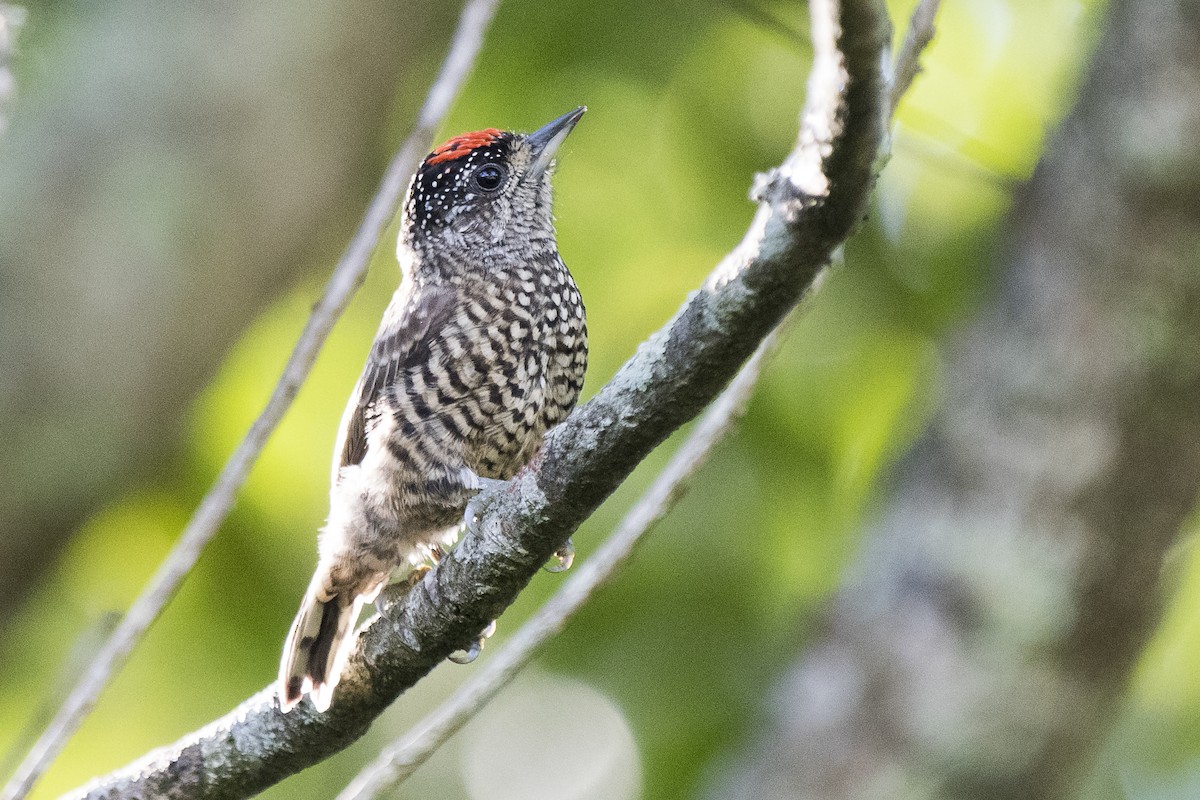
526;106;586;177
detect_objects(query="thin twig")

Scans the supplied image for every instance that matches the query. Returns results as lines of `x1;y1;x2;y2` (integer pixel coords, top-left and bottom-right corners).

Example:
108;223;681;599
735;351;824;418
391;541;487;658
0;5;24;136
0;2;500;799
340;4;946;793
338;326;786;800
889;0;940;116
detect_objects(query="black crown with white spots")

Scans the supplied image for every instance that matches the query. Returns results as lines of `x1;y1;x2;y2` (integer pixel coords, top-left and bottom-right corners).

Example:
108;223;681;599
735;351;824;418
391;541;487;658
406;130;514;231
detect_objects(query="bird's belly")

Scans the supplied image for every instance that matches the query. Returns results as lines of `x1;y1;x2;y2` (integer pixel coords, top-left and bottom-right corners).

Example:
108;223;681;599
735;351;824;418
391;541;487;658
467;386;548;480
322;457;467;589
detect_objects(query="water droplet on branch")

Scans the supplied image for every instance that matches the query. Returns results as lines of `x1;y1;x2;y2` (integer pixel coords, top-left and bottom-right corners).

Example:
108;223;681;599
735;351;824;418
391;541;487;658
449;641;482;664
544;538;575;573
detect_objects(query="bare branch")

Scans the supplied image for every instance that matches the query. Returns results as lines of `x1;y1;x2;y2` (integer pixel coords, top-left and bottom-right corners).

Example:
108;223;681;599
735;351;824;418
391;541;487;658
339;321;786;800
65;1;891;797
338;4;949;791
889;0;940;116
0;2;500;799
0;4;23;136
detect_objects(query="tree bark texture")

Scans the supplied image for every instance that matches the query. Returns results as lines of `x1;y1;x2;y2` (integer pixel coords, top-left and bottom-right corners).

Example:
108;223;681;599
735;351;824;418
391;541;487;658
711;1;1200;798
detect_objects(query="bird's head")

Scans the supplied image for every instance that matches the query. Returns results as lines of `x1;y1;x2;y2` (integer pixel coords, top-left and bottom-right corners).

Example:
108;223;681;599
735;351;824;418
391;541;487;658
399;106;586;269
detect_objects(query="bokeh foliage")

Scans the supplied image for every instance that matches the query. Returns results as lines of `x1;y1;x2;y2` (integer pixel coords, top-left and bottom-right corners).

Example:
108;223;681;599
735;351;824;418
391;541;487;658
5;0;1200;798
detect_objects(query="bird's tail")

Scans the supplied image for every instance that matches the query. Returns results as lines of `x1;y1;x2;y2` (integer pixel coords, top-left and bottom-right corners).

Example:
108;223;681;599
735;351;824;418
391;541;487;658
278;577;365;713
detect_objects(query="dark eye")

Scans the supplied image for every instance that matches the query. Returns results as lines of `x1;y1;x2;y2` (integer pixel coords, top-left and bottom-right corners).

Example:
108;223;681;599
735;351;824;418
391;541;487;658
474;164;505;192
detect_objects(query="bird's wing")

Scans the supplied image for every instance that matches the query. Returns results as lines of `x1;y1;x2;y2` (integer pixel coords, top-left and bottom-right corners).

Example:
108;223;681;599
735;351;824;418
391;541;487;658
335;284;457;470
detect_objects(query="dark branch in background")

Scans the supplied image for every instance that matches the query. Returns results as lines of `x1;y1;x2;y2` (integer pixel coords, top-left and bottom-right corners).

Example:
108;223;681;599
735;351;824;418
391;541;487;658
0;4;22;135
711;0;1200;798
0;2;500;799
67;0;891;797
888;0;938;117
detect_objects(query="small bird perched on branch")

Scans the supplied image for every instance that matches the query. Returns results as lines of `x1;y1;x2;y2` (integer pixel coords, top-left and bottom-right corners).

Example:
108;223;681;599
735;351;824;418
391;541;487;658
279;107;589;712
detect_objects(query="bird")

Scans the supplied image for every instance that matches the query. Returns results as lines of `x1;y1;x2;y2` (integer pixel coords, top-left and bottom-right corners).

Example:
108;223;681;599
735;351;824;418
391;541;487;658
278;107;589;713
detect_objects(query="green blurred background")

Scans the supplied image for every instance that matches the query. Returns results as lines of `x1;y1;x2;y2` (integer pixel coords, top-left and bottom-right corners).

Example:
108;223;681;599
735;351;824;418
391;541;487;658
3;0;1198;797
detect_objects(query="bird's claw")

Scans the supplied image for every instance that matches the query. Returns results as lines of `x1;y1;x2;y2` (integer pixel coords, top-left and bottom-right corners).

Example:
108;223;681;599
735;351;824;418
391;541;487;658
404;563;432;587
376;565;428;613
463;477;508;534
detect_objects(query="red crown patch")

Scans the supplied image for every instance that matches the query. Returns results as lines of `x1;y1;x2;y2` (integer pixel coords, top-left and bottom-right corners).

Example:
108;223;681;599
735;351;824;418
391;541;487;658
426;128;504;166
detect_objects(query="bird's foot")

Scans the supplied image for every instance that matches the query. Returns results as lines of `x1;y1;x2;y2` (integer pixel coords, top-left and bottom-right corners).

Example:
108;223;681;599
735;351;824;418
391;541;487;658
402;563;432;588
463;476;508;535
375;564;430;613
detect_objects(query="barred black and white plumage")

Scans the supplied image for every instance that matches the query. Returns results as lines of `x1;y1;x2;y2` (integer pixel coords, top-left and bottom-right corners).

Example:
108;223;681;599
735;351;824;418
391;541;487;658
279;107;588;712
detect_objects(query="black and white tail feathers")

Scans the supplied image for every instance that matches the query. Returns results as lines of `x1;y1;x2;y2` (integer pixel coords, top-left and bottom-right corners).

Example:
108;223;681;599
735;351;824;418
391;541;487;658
278;577;365;713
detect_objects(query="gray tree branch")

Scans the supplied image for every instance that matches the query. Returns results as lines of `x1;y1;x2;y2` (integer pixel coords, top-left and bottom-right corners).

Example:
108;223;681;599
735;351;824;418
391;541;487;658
338;322;786;800
338;6;943;793
711;0;1200;797
66;0;891;797
889;0;939;117
0;4;21;135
